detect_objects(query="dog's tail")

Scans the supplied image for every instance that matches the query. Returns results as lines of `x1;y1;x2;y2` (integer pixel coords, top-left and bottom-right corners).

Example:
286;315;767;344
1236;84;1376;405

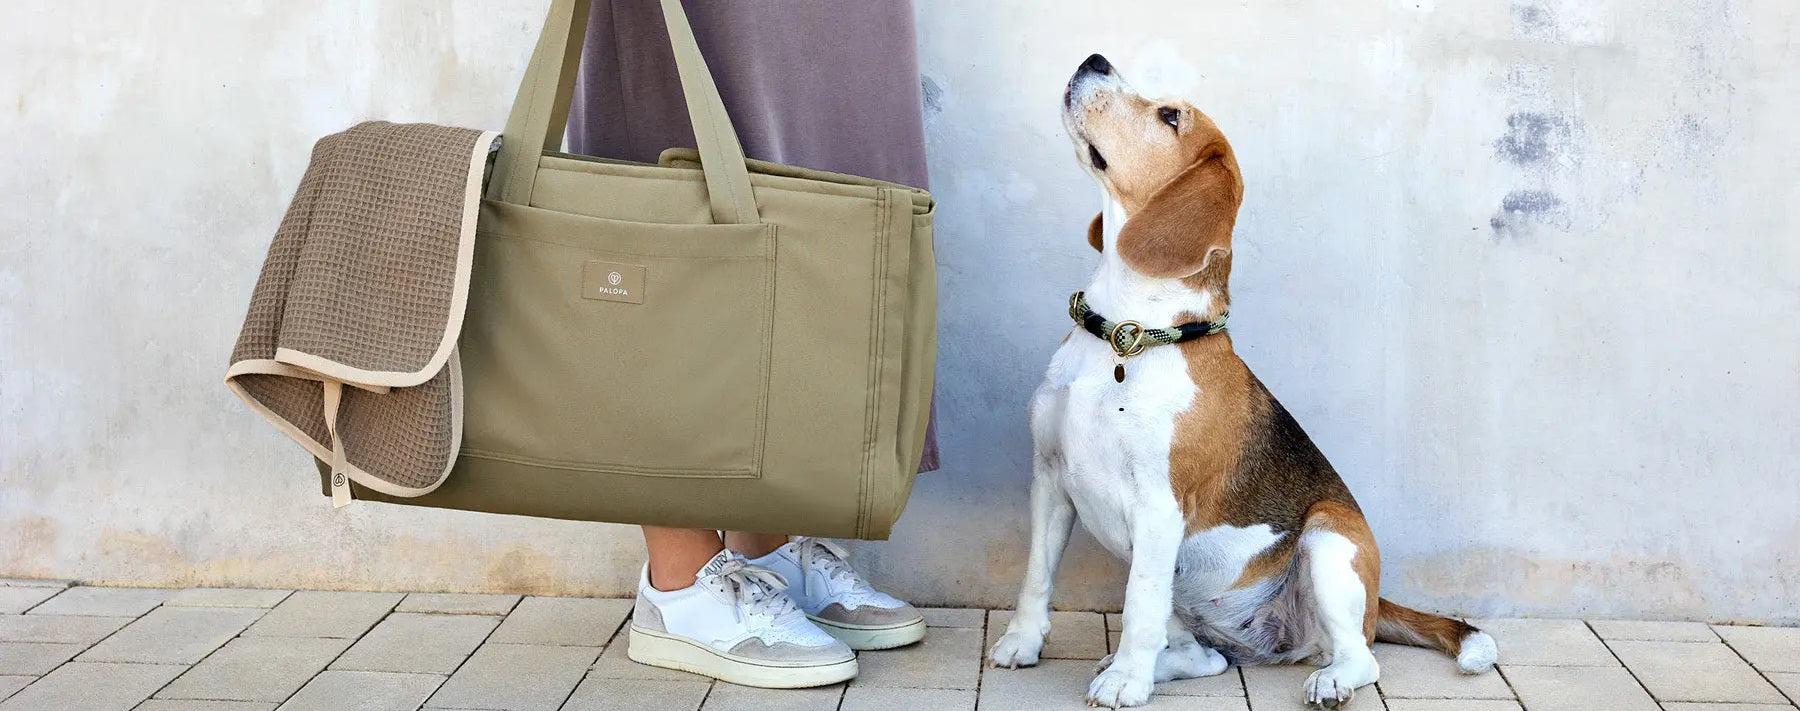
1374;598;1497;674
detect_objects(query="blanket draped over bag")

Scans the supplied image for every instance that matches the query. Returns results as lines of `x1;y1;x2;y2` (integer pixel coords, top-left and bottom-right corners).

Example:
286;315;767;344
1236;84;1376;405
226;121;501;506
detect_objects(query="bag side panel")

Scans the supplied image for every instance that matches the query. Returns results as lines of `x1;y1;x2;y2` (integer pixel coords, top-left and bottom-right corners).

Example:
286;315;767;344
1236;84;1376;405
853;188;917;539
889;203;938;528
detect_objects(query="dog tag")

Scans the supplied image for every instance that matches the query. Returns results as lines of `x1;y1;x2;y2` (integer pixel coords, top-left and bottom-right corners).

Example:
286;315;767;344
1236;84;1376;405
1114;364;1126;382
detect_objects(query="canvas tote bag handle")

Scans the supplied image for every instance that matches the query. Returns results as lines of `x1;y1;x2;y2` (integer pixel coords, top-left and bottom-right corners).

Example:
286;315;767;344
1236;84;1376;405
489;0;760;225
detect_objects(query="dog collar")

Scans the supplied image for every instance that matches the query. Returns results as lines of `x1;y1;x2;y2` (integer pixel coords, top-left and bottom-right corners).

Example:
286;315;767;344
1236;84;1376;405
1068;291;1228;381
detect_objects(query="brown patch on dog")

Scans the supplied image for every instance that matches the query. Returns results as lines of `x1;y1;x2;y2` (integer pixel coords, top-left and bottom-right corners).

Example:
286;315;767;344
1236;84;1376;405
1304;501;1383;643
1170;339;1361;536
1228;532;1298;591
1168;334;1252;532
1375;598;1480;656
1172;334;1368;609
1166;331;1252;532
1087;212;1104;252
1180;251;1232;315
1113;138;1242;283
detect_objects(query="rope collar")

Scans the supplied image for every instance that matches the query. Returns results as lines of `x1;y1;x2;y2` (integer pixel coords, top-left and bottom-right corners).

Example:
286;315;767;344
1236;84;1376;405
1068;291;1228;381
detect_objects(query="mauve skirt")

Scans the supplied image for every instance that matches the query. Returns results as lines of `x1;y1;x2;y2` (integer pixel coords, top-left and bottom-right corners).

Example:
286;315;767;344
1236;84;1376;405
566;0;940;473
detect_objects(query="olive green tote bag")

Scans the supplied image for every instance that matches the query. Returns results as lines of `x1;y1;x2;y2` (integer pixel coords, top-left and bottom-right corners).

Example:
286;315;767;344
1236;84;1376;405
325;0;936;539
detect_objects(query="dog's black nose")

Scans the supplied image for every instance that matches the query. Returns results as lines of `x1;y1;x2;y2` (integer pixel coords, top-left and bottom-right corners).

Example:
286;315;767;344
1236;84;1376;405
1079;53;1112;76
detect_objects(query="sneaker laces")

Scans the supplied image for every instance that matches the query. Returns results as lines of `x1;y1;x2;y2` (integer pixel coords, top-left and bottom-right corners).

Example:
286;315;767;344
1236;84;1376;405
794;537;863;592
701;555;798;623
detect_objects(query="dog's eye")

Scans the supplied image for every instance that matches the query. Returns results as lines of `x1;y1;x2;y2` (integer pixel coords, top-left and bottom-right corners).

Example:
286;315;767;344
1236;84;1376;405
1088;144;1108;171
1158;107;1181;128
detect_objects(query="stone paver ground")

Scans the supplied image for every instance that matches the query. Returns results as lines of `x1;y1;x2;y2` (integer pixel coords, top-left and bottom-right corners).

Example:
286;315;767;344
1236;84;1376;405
0;579;1794;710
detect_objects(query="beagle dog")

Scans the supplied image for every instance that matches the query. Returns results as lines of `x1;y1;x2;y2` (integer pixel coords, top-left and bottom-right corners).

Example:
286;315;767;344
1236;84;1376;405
987;54;1498;708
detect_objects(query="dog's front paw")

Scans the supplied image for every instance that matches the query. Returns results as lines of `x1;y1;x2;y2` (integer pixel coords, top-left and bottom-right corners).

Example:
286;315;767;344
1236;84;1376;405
1086;666;1153;708
988;630;1045;669
1304;667;1357;709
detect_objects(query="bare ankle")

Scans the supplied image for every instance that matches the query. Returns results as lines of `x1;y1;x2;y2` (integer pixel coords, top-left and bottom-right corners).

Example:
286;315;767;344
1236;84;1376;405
724;532;790;560
641;526;726;592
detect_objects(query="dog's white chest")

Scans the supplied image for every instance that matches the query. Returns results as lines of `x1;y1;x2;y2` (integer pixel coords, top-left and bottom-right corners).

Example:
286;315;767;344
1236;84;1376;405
1032;335;1196;559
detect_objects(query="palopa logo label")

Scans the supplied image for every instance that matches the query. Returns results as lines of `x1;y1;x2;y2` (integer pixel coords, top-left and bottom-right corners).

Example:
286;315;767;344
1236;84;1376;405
607;271;623;286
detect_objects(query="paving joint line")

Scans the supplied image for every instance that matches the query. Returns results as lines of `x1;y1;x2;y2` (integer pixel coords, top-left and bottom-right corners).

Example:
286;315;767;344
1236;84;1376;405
411;595;515;710
1586;619;1667;710
14;586;69;616
81;590;211;705
175;590;405;707
546;599;629;711
973;608;991;711
1714;625;1799;708
696;677;718;711
141;641;232;702
1479;616;1526;704
829;678;848;711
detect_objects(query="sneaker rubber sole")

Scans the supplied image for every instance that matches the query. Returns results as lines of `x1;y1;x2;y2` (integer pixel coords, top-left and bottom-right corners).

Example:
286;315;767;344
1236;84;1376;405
807;614;927;650
626;625;858;688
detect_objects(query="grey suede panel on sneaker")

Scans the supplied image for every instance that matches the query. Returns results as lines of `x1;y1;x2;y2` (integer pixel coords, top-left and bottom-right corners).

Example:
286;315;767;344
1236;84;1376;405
633;594;666;632
815;602;923;628
728;638;854;664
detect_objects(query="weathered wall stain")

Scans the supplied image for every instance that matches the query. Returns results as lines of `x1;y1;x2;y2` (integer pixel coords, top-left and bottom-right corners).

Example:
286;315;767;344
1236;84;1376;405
481;545;563;596
1672;114;1723;160
94;529;193;571
1511;0;1557;40
921;75;945;122
1489;189;1564;237
1494;112;1570;167
0;517;62;575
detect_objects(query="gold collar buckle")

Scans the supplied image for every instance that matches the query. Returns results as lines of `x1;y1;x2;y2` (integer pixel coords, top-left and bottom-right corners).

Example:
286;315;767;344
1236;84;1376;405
1107;320;1150;358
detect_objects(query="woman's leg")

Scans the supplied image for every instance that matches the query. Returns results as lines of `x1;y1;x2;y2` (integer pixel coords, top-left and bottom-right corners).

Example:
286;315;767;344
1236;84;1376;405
641;526;724;591
642;528;788;591
724;532;788;560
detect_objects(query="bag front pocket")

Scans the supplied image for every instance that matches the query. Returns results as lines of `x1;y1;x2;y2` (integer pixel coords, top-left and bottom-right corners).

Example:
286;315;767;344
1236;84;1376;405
459;201;775;478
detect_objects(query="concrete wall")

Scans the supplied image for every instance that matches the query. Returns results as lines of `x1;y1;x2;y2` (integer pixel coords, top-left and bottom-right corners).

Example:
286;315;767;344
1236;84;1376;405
3;0;1796;622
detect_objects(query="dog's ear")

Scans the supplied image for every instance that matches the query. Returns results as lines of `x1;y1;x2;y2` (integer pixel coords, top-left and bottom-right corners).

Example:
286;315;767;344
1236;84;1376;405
1087;212;1103;252
1115;144;1243;279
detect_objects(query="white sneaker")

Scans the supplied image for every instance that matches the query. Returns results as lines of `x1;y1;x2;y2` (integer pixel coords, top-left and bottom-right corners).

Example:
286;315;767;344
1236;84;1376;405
748;538;927;650
627;550;857;688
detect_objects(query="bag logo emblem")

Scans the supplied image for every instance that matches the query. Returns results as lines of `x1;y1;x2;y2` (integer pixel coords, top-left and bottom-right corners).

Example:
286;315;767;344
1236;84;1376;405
582;261;646;304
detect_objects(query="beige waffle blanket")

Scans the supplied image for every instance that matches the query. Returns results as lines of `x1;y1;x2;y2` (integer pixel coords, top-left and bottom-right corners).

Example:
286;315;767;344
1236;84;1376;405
226;121;500;507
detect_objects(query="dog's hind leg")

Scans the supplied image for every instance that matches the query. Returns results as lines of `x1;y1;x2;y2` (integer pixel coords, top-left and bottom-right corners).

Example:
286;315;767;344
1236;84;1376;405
1296;503;1382;709
989;451;1076;668
1096;615;1228;682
